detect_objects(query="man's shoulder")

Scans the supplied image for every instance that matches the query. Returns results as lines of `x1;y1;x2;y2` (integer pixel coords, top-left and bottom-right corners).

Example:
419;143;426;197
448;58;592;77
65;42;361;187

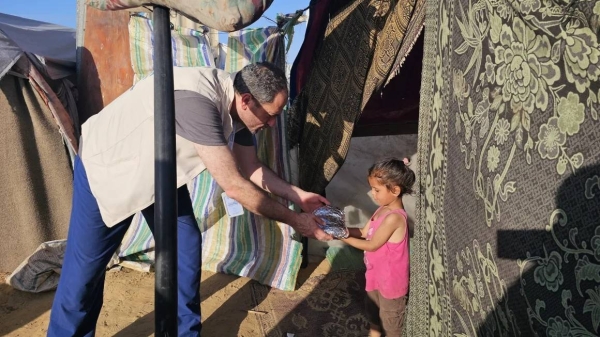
175;67;235;89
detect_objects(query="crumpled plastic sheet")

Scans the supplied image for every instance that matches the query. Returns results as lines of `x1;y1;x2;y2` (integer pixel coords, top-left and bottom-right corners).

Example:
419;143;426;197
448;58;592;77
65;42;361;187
313;205;348;239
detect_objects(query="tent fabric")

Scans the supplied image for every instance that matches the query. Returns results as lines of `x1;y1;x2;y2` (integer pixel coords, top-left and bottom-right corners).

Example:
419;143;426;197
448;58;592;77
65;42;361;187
288;0;333;103
6;240;66;293
357;38;422;135
6;239;120;293
360;0;419;110
0;13;79;152
0;72;74;272
87;0;273;32
223;27;280;72
0;13;76;80
13;57;79;154
287;0;421;195
119;16;301;290
204;27;303;291
0;30;22;80
116;14;216;267
409;0;600;335
383;0;425;87
0;15;79;274
128;13;214;82
216;43;228;70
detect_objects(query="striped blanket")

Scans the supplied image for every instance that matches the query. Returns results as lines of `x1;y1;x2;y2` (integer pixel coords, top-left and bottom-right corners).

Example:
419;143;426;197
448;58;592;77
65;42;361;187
128;13;215;81
224;27;281;72
118;15;301;291
212;27;303;290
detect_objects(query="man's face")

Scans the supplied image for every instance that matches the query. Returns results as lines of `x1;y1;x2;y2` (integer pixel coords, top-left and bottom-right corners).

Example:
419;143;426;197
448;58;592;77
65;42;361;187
237;90;288;133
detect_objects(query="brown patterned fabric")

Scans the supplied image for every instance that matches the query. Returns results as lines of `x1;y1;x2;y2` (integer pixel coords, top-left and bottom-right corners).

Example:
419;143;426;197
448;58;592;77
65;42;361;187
410;0;600;336
361;0;418;110
384;0;425;87
289;0;422;194
251;271;369;336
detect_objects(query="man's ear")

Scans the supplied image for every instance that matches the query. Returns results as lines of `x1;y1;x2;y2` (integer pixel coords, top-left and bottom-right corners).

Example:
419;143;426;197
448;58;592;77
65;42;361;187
240;93;253;109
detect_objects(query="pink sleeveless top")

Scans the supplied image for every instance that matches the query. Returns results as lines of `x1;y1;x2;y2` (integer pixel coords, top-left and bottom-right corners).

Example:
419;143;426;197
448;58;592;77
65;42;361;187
364;207;409;299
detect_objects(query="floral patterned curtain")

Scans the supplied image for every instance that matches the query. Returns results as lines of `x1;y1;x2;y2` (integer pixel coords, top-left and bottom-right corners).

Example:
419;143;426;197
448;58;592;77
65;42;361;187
410;0;600;335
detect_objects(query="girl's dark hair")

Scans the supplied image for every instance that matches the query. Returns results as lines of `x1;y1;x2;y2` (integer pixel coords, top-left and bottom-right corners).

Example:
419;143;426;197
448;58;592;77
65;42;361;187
368;157;416;196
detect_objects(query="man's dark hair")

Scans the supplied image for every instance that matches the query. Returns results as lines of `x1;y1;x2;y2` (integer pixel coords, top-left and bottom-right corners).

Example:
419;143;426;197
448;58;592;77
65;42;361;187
233;62;288;104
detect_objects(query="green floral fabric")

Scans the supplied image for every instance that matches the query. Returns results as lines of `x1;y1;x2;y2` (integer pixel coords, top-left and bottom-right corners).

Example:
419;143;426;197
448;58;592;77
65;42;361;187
411;0;600;335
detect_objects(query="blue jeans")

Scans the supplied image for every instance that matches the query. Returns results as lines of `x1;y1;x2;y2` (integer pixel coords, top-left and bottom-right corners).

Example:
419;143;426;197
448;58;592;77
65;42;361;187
48;157;202;336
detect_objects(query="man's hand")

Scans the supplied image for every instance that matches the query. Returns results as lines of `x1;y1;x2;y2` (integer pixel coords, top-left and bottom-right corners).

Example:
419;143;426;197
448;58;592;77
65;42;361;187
233;143;332;214
296;190;330;213
294;213;332;241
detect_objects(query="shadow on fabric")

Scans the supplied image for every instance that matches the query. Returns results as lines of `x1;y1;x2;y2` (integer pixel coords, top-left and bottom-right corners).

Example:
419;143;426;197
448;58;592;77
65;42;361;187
76;47;103;124
481;163;600;336
0;73;73;272
289;0;403;196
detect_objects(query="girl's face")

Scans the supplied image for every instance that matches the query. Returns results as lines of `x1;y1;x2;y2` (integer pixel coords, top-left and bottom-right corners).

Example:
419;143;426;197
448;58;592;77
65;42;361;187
368;176;400;206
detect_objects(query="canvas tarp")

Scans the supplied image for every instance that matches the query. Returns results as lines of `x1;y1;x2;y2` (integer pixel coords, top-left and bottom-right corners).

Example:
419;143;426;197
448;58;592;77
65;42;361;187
0;13;79;151
0;64;74;273
0;16;78;289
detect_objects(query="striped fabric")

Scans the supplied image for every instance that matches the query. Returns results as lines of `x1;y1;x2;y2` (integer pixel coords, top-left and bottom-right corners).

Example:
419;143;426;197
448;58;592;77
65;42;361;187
224;27;280;72
199;27;303;290
117;14;216;266
128;14;214;82
118;17;302;290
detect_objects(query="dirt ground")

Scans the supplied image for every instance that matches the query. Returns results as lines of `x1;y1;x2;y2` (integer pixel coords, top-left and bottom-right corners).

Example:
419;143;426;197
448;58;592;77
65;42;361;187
0;257;330;337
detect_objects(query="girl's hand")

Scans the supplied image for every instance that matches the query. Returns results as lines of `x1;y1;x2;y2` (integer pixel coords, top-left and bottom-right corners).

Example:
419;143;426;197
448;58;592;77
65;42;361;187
296;190;330;213
337;227;350;240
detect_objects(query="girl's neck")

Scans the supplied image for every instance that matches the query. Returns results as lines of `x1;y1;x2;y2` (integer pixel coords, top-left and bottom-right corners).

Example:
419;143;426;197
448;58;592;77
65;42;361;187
381;197;404;211
373;198;404;221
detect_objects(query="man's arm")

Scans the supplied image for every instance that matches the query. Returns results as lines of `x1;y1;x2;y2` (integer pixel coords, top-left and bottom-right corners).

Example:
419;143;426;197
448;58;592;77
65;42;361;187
195;143;330;240
233;141;329;212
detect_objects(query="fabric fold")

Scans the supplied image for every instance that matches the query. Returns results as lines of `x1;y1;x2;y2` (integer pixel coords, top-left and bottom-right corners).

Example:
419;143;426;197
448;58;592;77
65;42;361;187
288;0;425;195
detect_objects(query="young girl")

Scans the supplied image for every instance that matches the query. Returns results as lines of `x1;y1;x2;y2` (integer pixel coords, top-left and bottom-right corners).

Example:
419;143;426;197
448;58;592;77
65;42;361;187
340;157;415;337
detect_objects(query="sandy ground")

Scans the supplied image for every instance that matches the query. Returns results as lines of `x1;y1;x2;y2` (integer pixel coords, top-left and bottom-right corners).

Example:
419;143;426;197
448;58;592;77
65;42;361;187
0;257;330;337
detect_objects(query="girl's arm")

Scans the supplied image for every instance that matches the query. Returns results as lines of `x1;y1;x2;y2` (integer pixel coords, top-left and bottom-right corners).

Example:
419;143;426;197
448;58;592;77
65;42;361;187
341;213;404;252
347;228;364;239
347;220;371;239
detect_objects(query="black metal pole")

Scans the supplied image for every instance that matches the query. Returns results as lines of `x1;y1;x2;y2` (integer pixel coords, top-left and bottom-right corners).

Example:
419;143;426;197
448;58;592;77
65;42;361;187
153;6;178;336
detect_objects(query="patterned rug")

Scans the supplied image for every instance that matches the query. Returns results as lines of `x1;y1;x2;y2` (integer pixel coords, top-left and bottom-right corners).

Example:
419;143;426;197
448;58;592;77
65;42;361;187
410;0;600;336
251;271;369;337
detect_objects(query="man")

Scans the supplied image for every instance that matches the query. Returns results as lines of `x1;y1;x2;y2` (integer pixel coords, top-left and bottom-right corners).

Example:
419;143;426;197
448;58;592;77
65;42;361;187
48;62;331;337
